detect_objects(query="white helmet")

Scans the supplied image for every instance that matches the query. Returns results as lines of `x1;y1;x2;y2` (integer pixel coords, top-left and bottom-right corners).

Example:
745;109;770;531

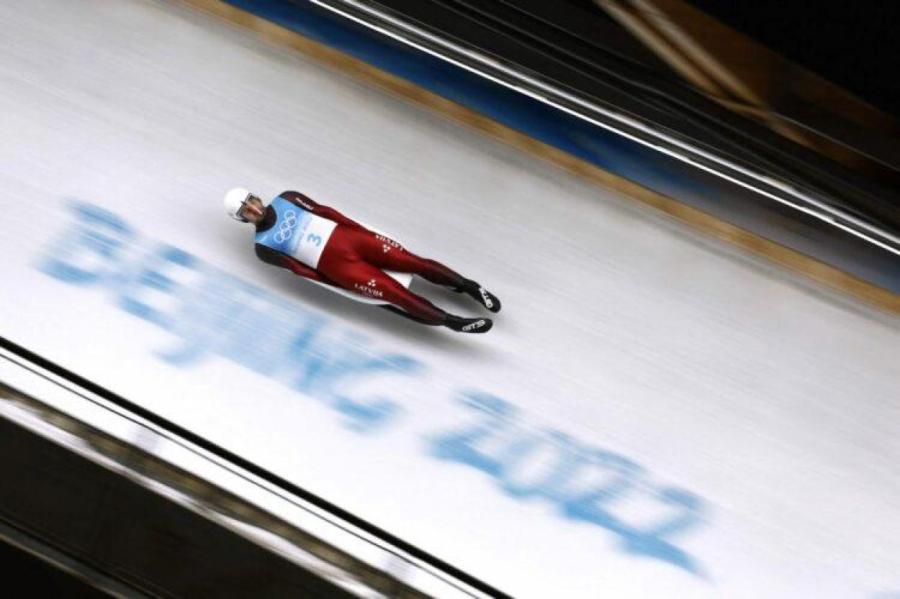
223;187;256;222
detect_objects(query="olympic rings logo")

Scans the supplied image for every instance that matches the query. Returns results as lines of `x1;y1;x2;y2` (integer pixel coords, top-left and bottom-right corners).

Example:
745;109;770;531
274;210;299;243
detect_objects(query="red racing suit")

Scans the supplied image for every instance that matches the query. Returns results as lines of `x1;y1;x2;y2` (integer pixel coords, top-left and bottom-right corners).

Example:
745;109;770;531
254;191;465;325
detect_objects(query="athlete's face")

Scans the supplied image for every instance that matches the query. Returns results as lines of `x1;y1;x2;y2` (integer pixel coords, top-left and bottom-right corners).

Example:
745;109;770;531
239;196;265;224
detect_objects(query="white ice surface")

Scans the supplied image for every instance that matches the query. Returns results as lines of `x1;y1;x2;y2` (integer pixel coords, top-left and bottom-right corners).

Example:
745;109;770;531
0;1;898;597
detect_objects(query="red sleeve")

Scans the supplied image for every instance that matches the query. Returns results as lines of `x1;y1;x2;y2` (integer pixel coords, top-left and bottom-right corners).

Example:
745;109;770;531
279;191;367;231
284;257;327;282
255;243;329;284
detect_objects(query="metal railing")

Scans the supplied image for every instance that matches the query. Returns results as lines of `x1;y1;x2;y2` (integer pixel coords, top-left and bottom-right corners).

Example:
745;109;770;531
310;0;900;258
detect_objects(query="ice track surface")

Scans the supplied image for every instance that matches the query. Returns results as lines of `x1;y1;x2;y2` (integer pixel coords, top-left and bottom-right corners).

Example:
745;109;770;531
1;1;899;597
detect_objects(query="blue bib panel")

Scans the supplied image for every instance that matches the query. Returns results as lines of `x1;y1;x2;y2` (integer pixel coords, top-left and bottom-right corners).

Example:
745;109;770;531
255;196;336;268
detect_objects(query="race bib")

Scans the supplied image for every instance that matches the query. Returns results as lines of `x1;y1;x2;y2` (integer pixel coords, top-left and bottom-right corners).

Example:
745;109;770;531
255;196;337;269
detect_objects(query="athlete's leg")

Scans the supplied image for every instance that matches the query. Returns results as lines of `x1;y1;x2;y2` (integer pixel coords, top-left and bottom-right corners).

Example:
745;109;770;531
348;229;501;313
319;226;499;321
379;304;437;325
355;230;467;288
322;259;448;325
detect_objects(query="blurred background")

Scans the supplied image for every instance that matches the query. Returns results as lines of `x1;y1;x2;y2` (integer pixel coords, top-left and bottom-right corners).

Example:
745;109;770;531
0;0;897;597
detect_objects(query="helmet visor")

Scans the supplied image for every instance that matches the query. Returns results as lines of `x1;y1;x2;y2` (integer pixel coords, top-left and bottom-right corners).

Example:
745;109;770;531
236;194;263;222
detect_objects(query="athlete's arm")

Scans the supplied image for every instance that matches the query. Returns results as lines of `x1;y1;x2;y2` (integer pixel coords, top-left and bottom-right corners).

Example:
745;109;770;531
279;191;367;231
255;244;329;283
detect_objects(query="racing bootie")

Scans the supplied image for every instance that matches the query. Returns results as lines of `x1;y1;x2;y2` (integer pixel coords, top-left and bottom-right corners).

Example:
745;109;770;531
456;280;502;313
444;315;493;334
